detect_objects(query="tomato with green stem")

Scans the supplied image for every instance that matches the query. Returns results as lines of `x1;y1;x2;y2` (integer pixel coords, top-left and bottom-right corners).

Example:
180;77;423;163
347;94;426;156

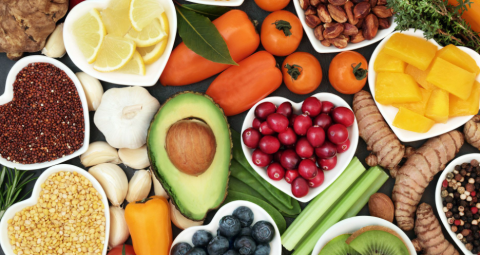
282;52;323;95
261;11;303;57
328;51;368;94
254;0;290;12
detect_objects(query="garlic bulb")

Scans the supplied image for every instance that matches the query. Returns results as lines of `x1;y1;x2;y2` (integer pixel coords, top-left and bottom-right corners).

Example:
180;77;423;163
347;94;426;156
76;72;104;111
126;170;152;203
150;168;169;199
170;200;203;229
89;163;128;206
94;87;160;149
118;145;150;169
109;206;129;248
81;141;121;167
42;23;66;58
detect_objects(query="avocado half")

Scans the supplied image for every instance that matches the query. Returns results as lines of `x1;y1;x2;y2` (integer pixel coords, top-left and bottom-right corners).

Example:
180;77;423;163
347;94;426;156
147;91;232;221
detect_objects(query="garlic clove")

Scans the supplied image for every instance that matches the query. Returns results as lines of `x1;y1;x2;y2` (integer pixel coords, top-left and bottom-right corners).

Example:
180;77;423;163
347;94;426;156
118;145;150;169
150;168;169;199
76;72;104;111
170;200;204;229
109;206;129;248
126;170;152;203
89;163;128;207
42;23;66;58
81;141;121;167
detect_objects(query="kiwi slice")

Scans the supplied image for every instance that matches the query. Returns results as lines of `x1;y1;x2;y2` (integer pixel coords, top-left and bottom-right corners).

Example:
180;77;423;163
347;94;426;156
319;234;360;255
347;230;410;255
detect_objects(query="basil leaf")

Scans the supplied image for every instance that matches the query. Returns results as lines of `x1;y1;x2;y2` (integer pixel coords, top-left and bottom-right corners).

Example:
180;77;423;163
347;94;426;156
176;5;237;65
181;4;231;20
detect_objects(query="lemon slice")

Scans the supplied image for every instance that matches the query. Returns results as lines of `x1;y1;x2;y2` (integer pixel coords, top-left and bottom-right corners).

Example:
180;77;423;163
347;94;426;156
129;0;164;31
119;51;146;75
137;13;169;65
73;9;106;63
125;18;166;47
101;0;132;36
93;35;136;72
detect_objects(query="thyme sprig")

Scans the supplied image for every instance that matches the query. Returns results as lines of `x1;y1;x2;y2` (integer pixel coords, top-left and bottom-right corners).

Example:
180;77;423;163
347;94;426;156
0;166;36;219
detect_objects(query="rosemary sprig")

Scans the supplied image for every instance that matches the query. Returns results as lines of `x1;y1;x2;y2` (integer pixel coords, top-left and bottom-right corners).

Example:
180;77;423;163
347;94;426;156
0;166;37;219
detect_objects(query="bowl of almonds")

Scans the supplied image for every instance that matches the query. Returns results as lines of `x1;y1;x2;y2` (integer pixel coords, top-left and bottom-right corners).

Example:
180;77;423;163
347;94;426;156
293;0;396;53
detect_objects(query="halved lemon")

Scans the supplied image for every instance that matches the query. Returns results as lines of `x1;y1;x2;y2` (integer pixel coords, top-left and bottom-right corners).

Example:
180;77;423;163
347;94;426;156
101;0;132;36
129;0;164;31
125;18;166;47
93;35;136;72
137;13;169;65
119;51;146;75
73;9;106;63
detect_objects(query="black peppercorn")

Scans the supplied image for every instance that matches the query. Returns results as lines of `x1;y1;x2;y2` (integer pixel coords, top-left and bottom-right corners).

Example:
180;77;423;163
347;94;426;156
465;223;471;229
446;196;453;203
462;216;468;221
474;214;479;220
474;240;480;247
455;193;461;199
456;165;462;171
474;232;480;239
466;211;473;218
448;187;454;193
472;172;477;178
458;226;464;232
467;235;474;242
443;200;447;206
471;225;478;232
473;248;478;253
461;201;468;207
454;214;461;219
453;207;459;213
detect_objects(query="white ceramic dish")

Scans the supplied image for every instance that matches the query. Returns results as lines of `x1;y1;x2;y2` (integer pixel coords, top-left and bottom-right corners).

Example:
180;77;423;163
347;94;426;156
0;164;110;255
368;29;480;142
293;0;396;53
0;56;90;170
184;0;243;6
435;153;480;255
312;216;417;255
170;200;281;254
64;0;177;86
241;93;359;203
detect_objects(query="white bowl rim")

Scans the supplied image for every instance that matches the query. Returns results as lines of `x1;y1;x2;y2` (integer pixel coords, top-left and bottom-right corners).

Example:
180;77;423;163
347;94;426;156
184;0;244;6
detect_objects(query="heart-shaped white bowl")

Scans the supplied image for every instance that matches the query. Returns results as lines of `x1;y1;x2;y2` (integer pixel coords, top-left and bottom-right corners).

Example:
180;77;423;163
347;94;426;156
0;164;110;255
293;0;396;53
435;153;480;255
241;93;359;203
0;55;90;170
64;0;177;86
312;216;417;255
184;0;244;6
170;200;281;254
368;29;480;142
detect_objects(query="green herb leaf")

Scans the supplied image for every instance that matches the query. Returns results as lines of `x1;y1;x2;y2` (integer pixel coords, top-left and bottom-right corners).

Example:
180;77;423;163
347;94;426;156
180;4;231;21
176;5;237;65
0;167;37;220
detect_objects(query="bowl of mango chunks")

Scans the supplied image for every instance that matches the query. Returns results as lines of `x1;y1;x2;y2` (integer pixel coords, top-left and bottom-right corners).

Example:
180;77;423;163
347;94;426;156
368;29;480;142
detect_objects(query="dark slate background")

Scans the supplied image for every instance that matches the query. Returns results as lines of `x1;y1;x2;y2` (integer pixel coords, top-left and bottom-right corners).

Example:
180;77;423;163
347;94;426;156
0;0;476;254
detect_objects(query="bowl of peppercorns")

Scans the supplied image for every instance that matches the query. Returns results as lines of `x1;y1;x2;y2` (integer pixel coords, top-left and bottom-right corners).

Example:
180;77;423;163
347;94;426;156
436;153;480;254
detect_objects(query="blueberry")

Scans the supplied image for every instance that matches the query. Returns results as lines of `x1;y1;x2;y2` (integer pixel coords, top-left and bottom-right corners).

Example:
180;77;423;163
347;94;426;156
223;250;240;255
186;247;207;255
207;236;230;255
171;242;192;255
233;206;254;227
234;236;257;255
192;230;213;247
239;227;252;236
251;221;275;244
254;244;270;255
219;215;242;237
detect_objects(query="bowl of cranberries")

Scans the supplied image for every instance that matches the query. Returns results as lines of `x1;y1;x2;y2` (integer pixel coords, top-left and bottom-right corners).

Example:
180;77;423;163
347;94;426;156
241;93;359;202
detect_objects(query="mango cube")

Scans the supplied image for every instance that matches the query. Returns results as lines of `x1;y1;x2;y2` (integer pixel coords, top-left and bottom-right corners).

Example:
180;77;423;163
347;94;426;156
393;88;432;115
375;72;422;105
437;44;480;75
450;81;480;117
405;64;435;90
374;51;406;73
393;107;435;133
425;89;449;123
426;57;476;100
383;33;438;71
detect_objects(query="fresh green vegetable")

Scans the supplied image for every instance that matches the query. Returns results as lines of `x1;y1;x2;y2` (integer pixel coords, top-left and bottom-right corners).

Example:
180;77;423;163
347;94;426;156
180;4;231;20
293;166;385;255
0;166;37;219
281;157;366;251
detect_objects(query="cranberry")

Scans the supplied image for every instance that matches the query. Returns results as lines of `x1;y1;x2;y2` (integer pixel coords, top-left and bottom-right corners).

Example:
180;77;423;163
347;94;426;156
252;118;262;130
321;101;335;114
289;114;298;127
280;149;300;170
278;127;297;146
308;170;325;188
315;140;337;159
301;97;322;117
285;170;299;184
298;158;318;180
267;163;285;181
277;102;293;117
306;126;325;147
274;150;284;163
336;139;350;153
327;124;349;144
258;136;280;154
318;156;337;170
242;128;261;149
255;102;276;120
259;121;275;135
267;113;289;133
314;114;333;130
292;178;309;198
332;107;355;127
293;114;313;136
296;137;314;158
252;149;273;167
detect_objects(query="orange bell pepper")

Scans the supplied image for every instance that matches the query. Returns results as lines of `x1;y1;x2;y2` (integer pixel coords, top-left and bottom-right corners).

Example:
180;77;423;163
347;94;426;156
125;196;172;255
160;10;260;86
448;0;480;32
206;51;282;116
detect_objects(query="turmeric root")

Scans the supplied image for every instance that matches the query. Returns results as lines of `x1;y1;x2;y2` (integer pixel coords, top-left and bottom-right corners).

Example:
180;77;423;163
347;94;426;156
464;115;480;149
353;91;405;177
392;131;464;231
413;203;460;255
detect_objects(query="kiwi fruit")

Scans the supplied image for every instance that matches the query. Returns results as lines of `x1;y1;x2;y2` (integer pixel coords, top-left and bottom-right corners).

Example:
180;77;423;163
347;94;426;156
347;229;410;255
319;234;360;255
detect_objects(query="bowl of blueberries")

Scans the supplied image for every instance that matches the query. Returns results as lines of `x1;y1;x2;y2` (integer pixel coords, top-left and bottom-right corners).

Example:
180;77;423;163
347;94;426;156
170;200;281;255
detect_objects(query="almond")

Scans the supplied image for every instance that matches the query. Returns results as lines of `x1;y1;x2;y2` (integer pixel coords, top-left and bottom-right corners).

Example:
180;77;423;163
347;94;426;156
363;13;378;40
354;2;371;19
372;6;393;18
300;0;310;10
317;4;332;23
345;1;358;25
305;15;321;28
321;39;332;47
368;193;394;222
378;18;391;29
310;0;322;7
343;23;359;36
305;6;318;16
328;0;347;5
330;34;349;48
377;0;387;5
328;4;348;23
323;22;344;39
314;26;325;40
370;0;377;7
350;30;365;43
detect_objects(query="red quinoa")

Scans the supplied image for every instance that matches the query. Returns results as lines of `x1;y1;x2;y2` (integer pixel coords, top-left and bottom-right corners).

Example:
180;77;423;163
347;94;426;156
0;63;85;164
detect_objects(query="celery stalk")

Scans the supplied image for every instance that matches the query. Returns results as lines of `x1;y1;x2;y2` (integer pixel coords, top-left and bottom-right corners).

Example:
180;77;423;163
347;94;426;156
281;157;366;251
292;166;383;255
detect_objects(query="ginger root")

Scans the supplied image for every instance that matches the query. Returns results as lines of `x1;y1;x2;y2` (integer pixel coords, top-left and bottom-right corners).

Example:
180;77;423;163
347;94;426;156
413;203;460;255
464;115;480;150
353;90;404;177
392;131;464;231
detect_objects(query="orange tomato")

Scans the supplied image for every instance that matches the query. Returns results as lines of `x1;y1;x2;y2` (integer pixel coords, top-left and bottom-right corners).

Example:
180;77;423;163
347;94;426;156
254;0;290;12
328;51;368;94
282;52;322;95
261;11;303;57
108;245;136;255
